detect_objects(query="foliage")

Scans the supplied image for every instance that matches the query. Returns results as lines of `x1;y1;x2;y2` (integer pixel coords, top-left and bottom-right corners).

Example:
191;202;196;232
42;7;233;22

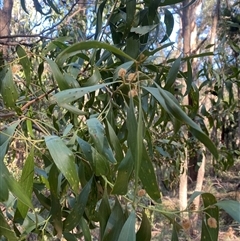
0;0;239;240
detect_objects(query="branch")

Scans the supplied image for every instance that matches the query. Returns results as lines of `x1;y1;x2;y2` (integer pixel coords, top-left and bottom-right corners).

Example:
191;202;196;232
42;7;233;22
0;1;79;40
0;87;57;120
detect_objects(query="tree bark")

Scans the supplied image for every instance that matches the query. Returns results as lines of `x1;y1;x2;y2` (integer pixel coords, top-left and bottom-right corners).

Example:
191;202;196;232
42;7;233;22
0;0;13;56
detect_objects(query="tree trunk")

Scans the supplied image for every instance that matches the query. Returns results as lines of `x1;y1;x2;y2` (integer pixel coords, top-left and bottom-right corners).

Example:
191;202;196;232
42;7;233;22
0;0;13;56
179;0;190;217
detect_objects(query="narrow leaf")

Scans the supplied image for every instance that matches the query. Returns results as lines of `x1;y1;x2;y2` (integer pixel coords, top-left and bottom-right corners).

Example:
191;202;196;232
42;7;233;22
0;67;18;108
215;200;240;223
45;135;80;195
87;118;117;164
14;148;34;221
63;177;92;231
136;211;151;241
56;41;136;66
16;45;31;86
118;211;136;241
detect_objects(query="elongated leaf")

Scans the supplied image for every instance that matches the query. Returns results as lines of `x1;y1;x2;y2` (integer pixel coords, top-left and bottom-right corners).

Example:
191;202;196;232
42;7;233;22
52;83;114;105
106;120;124;162
164;55;181;90
45;135;80;195
126;0;136;33
201;193;219;241
79;217;91;241
0;210;18;241
99;190;111;239
143;86;218;159
139;145;161;201
77;137;110;176
136;211;151;241
102;198;126;241
0;121;23;203
95;0;107;40
20;0;29;13
118;211;136;241
46;58;70;90
63;177;92;231
3;169;33;209
46;0;60;14
14;148;34;222
81;66;101;87
16;45;31;86
56;41;136;66
87;118;117;164
49;165;63;237
0;67;18;108
112;150;133;195
161;9;174;43
215;200;240;223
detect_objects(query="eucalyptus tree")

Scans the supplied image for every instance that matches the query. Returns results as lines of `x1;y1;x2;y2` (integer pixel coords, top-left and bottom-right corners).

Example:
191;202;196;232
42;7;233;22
0;0;239;240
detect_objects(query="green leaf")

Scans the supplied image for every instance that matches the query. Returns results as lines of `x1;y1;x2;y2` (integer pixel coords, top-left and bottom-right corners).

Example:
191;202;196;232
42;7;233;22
161;9;174;43
126;0;136;33
56;41;136;66
45;135;80;195
49;165;63;237
125;33;140;59
63;177;92;231
112;150;133;195
143;86;218;159
118;211;136;241
99;190;111;239
3;168;33;209
136;211;151;241
79;217;91;241
201;193;219;241
46;58;70;90
0;67;19;108
0;121;20;202
95;0;107;40
77;137;110;176
52;83;114;105
102;198;126;241
46;0;60;14
14;148;34;222
81;66;102;87
20;0;29;13
164;55;181;90
16;45;31;87
87;118;117;164
215;200;240;223
0;210;18;241
171;222;179;241
139;145;161;201
106;120;124;162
